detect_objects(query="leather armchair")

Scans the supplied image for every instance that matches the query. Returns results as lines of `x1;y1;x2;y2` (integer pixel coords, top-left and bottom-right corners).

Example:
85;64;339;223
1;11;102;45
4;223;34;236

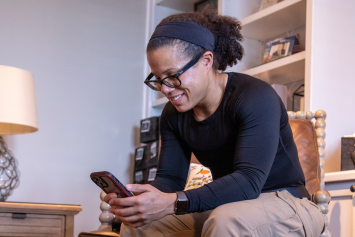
288;110;330;237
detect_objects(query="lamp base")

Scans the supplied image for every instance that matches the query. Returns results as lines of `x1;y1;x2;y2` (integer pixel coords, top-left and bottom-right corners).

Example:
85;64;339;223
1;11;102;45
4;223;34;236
0;136;20;201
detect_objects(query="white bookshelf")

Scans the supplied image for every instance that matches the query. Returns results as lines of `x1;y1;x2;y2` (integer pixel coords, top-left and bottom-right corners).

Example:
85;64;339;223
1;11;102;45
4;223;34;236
240;0;306;41
241;51;306;84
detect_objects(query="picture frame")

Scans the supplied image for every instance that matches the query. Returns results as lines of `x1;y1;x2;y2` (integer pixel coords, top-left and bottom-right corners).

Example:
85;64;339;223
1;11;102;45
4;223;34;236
150;141;157;158
148;167;157;182
135;147;144;161
135;171;143;183
141;120;150;133
263;35;300;64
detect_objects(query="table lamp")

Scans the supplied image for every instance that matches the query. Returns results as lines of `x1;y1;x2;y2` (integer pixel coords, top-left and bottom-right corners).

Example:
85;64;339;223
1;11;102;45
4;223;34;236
0;65;38;201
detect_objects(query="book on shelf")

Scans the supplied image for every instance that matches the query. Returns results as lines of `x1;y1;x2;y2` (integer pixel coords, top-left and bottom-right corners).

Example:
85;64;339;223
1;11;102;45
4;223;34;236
262;34;302;64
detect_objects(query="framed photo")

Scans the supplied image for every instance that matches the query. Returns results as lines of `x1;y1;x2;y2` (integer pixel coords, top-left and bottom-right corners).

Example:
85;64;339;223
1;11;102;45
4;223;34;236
150;141;157;158
135;147;144;161
141;119;150;133
263;35;300;64
148;167;157;182
135;171;143;183
194;0;218;12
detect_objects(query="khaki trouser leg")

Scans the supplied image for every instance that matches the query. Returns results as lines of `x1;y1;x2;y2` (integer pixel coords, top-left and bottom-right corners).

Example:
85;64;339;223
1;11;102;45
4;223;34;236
120;190;324;237
202;190;324;237
120;211;211;237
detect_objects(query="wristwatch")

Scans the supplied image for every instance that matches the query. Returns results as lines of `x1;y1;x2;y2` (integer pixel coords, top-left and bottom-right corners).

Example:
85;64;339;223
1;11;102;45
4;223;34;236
175;191;189;215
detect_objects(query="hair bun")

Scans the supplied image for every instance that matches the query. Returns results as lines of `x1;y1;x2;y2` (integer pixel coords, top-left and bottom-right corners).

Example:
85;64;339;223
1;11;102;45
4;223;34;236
201;7;244;71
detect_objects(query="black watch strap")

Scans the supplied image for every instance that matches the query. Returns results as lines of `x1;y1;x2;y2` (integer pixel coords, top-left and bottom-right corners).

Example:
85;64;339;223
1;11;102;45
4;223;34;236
175;191;189;215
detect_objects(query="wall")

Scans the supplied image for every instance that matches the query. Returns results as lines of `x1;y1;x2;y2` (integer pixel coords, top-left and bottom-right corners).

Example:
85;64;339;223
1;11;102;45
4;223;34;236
311;0;355;172
0;0;146;235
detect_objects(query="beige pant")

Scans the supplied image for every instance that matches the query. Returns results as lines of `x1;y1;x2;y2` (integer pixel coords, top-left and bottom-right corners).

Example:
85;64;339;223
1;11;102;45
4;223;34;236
120;190;324;237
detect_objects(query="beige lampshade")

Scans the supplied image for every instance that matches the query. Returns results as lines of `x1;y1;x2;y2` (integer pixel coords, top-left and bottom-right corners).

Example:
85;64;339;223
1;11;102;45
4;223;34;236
0;65;38;135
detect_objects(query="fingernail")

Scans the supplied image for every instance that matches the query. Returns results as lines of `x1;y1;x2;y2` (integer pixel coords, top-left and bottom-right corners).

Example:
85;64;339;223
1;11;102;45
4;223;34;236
126;185;132;190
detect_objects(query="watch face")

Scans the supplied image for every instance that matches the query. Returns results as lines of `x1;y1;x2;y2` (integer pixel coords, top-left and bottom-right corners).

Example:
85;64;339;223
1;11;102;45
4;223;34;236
176;191;189;215
177;200;189;214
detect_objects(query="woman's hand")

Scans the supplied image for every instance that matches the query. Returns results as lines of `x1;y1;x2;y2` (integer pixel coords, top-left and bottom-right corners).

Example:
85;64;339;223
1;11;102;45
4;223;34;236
104;184;177;228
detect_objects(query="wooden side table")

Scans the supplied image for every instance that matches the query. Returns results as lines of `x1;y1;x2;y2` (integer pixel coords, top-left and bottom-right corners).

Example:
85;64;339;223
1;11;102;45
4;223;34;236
0;201;82;237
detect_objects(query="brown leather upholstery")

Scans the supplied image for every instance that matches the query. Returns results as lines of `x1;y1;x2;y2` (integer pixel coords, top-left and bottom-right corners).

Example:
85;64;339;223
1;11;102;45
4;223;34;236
289;119;321;195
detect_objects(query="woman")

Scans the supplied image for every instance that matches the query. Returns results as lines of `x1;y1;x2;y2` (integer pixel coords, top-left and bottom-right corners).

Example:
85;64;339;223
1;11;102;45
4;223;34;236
105;8;324;237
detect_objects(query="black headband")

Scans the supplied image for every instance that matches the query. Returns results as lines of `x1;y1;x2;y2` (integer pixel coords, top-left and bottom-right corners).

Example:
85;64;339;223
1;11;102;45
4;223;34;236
150;22;215;52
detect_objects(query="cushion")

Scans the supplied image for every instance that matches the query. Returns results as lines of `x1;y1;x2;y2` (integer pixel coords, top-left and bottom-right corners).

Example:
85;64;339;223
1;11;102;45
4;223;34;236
185;163;213;190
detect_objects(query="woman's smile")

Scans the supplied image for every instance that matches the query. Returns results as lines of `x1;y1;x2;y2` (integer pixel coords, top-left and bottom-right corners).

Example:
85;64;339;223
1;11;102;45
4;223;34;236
167;92;185;105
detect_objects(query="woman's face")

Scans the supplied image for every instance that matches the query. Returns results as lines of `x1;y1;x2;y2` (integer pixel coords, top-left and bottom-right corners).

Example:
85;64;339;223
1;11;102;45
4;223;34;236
147;46;209;113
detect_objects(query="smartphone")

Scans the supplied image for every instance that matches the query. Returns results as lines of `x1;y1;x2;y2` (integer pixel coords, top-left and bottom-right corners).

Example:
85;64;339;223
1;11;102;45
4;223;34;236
90;171;133;198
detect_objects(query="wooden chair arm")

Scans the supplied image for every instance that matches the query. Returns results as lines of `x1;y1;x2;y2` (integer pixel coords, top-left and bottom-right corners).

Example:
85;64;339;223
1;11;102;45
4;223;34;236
312;189;331;237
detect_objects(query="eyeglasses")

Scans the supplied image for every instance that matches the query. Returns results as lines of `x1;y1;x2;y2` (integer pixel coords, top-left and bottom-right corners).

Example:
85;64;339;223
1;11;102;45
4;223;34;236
144;51;204;91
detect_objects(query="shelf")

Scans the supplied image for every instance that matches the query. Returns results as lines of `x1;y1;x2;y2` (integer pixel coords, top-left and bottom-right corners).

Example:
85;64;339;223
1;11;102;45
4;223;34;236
241;51;306;85
152;96;168;108
325;170;355;183
240;0;306;41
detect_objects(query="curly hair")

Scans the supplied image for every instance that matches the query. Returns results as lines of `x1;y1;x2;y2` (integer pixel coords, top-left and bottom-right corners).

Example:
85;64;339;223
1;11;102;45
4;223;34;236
147;7;244;71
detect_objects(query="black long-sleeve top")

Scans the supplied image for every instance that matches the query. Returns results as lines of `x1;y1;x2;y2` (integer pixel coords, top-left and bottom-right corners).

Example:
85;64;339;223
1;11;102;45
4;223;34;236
150;72;307;213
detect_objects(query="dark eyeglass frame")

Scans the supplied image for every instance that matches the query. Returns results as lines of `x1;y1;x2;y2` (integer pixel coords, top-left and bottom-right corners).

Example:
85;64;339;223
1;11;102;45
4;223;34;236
144;51;205;91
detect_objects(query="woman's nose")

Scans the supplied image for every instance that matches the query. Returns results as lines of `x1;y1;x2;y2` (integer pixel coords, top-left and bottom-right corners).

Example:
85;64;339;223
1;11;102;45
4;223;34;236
161;83;175;94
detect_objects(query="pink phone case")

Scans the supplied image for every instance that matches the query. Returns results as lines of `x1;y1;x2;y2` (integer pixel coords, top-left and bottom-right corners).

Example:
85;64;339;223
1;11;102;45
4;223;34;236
90;171;133;197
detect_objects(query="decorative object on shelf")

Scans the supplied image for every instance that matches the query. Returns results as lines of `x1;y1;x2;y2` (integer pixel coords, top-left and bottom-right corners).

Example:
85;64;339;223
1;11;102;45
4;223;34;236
134;145;147;184
146;140;160;168
341;134;355;171
194;0;218;12
134;169;145;184
140;116;159;143
259;0;283;11
134;116;161;184
263;34;302;64
292;84;304;112
147;167;157;182
134;145;147;171
133;141;160;184
0;65;38;201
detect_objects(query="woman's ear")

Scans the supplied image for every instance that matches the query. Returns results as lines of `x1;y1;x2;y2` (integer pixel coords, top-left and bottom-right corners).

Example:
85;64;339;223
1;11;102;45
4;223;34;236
201;51;214;72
